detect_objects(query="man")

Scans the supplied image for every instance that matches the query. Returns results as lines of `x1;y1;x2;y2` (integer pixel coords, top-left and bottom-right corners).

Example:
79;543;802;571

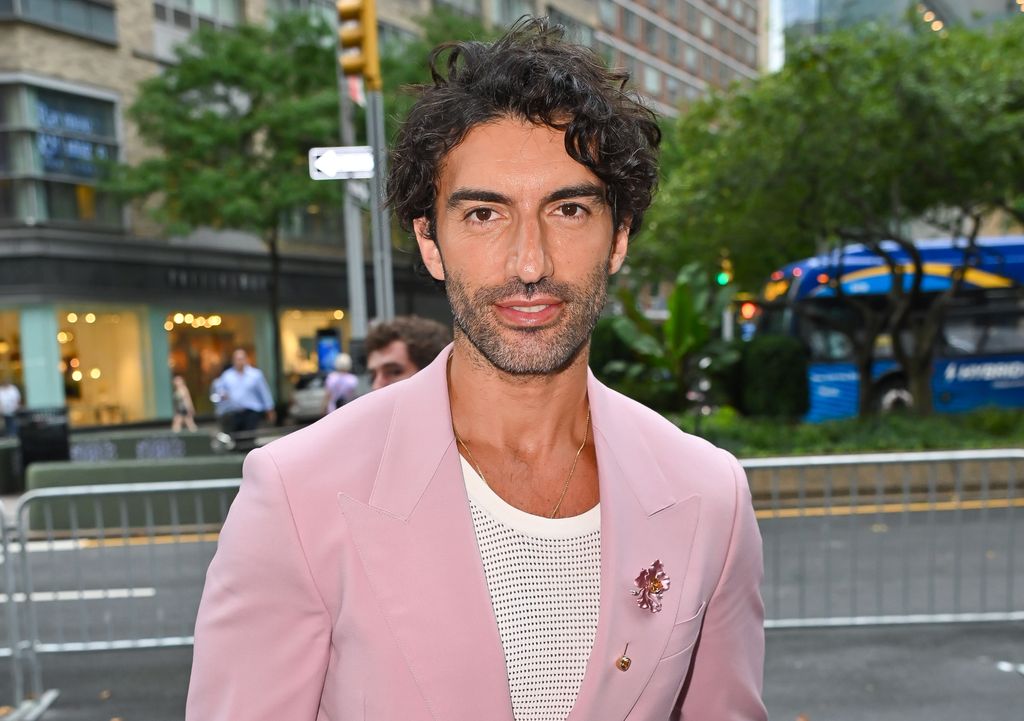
210;349;275;434
365;315;452;390
188;19;765;721
0;377;20;437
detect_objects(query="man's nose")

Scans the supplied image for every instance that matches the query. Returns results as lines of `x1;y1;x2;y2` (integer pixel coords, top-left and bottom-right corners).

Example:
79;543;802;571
506;215;553;285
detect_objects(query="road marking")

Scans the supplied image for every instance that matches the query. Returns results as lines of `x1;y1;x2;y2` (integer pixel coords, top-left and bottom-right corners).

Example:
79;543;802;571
80;532;219;548
756;497;1024;520
0;587;155;603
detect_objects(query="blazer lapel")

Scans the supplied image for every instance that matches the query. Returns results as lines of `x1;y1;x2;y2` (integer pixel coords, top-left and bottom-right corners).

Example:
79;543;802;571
336;349;514;721
568;374;703;721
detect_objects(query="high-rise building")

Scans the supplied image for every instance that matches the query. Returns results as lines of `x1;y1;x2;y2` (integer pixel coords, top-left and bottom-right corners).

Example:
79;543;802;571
0;0;762;426
782;0;1019;44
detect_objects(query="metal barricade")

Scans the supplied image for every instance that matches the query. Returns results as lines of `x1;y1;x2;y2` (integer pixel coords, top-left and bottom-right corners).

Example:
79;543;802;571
746;449;1023;628
9;478;240;708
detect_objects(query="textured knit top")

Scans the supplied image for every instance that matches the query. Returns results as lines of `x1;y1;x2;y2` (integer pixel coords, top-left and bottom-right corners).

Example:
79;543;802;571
460;456;601;721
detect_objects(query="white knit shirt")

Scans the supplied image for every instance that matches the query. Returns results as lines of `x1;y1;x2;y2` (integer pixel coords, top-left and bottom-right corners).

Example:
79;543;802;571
461;456;601;721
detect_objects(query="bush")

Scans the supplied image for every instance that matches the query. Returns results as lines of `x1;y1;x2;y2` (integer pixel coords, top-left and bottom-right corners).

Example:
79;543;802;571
739;335;809;418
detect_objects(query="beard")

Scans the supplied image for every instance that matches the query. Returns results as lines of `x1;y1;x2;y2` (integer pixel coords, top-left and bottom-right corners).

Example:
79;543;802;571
445;263;610;376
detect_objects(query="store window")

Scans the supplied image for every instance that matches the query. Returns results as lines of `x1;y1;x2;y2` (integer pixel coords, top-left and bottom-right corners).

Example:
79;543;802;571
58;308;146;427
0;83;120;227
4;0;116;43
165;310;257;416
279;309;351;378
0;311;22;388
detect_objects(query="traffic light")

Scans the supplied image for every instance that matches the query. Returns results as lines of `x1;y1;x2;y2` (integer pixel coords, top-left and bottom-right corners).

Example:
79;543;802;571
716;257;734;286
337;0;381;91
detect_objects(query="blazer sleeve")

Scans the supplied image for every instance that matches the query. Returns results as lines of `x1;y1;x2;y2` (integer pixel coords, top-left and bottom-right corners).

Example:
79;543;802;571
186;447;332;721
675;452;767;721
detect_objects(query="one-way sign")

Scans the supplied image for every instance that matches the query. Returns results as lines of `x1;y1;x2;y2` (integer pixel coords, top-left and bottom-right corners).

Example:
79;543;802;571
308;146;375;180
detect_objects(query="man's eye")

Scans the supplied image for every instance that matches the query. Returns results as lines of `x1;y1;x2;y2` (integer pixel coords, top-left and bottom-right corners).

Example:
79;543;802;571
559;203;584;217
470;208;494;222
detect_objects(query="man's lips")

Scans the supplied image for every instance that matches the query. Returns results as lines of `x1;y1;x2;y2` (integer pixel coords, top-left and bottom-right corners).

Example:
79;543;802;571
494;297;564;326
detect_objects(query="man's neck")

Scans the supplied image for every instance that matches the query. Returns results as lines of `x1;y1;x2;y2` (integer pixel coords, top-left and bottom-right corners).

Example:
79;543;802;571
447;334;589;457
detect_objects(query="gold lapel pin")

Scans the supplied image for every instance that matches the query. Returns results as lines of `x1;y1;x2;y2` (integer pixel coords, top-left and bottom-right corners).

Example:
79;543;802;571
616;643;631;672
631;559;671;613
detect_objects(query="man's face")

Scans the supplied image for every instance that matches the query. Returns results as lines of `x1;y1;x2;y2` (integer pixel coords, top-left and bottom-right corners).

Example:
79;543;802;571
413;118;629;375
232;350;248;371
367;340;418;390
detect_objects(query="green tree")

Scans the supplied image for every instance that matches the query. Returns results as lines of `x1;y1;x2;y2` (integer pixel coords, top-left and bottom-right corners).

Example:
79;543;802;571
607;264;737;413
637;19;1024;416
109;12;342;398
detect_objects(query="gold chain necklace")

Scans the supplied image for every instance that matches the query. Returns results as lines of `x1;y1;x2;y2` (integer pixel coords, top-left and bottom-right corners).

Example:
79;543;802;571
453;408;591;519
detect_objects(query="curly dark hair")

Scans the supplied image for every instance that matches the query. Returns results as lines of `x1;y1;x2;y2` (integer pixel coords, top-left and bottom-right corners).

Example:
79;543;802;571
387;17;661;240
365;315;452;371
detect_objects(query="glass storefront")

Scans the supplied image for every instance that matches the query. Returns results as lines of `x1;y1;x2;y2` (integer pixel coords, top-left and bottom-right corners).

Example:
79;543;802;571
0;310;22;386
279;308;351;380
165;310;257;416
57;307;146;426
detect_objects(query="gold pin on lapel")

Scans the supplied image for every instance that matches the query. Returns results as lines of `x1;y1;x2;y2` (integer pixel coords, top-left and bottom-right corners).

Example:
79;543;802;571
616;643;631;672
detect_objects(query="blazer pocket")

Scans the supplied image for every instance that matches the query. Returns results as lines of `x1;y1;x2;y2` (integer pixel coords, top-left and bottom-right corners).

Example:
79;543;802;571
660;600;706;659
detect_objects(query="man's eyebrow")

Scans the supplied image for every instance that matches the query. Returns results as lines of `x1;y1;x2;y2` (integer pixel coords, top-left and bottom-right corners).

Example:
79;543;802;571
446;189;512;209
543;183;607;205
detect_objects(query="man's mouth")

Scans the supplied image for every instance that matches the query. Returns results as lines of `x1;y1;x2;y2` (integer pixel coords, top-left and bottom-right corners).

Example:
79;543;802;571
494;298;564;326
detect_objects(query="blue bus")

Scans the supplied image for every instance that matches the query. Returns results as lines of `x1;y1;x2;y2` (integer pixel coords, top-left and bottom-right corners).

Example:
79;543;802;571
755;235;1024;422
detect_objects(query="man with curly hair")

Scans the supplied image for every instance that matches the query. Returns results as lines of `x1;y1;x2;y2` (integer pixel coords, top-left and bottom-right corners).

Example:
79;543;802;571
188;18;765;721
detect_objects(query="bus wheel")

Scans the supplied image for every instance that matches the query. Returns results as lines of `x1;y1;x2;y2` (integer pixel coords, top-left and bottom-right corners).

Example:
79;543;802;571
875;379;913;412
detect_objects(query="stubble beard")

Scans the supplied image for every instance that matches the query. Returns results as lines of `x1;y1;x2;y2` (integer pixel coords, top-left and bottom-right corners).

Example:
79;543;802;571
445;264;610;376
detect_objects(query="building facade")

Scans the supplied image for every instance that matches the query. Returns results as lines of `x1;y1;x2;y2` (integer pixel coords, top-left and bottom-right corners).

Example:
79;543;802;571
0;0;761;426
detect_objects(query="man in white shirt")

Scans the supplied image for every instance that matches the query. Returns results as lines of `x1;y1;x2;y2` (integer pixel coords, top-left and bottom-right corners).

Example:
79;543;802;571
0;377;21;437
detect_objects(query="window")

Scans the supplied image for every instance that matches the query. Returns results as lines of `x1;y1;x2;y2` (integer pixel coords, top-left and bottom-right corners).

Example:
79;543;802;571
644;21;659;52
0;312;21;392
624;11;640;41
643;65;662;95
700;14;713;40
668;34;680;63
498;0;533;26
0;83;120;227
686;2;697;31
153;0;240;29
547;7;594;45
599;0;617;30
11;0;116;43
684;45;698;71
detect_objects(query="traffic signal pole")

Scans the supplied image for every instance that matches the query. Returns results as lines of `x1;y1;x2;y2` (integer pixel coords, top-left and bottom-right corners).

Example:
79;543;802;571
337;0;394;322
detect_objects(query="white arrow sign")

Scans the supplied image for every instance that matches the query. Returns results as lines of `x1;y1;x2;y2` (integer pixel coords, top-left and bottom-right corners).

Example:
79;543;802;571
309;146;375;180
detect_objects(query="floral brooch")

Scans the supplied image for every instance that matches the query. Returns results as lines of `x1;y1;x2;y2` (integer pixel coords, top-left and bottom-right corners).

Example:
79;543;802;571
631;559;671;613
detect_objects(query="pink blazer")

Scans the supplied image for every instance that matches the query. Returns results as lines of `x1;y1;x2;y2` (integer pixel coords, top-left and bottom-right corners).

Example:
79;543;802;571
187;347;766;720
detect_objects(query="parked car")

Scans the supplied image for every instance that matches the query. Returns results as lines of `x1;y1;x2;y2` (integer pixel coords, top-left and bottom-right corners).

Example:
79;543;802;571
288;373;327;423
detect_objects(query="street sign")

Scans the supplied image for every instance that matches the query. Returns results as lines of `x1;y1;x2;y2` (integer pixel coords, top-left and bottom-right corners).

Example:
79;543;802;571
308;146;374;180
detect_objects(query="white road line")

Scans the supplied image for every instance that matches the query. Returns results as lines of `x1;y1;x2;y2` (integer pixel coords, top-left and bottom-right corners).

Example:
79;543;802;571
0;587;156;603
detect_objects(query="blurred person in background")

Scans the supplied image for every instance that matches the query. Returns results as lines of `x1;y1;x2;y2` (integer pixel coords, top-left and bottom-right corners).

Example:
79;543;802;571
322;352;358;413
211;349;275;434
0;376;20;437
365;315;452;390
171;374;198;432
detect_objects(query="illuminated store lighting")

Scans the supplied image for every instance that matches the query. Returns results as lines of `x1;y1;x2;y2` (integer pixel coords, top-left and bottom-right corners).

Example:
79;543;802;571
66;313;78;323
70;358;80;369
85;313;96;324
931;20;943;30
184;313;194;324
923;10;935;21
71;370;83;382
333;310;345;320
90;368;101;379
173;313;185;324
57;332;70;344
0;341;9;354
164;321;174;331
209;315;222;326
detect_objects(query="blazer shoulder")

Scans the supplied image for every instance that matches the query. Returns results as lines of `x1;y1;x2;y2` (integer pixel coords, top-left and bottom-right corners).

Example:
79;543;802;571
252;383;403;502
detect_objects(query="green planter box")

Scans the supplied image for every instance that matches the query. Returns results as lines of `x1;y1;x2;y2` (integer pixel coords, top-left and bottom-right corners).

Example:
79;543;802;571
24;455;244;534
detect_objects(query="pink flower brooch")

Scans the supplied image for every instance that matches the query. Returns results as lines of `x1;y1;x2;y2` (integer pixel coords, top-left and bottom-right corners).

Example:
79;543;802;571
631;559;671;613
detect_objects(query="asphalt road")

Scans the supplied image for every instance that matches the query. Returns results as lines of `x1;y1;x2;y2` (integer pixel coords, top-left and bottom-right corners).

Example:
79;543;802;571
0;499;1021;718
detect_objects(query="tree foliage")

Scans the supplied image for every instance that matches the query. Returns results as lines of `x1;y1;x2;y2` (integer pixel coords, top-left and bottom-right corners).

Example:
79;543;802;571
636;18;1024;415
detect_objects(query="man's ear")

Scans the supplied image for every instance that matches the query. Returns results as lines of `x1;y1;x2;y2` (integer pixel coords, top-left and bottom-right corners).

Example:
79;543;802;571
414;217;445;281
607;222;630;275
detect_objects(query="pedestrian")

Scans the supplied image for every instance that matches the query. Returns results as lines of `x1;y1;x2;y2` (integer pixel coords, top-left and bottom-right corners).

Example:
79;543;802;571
0;376;20;437
365;315;452;390
171;374;198;432
211;349;275;434
322;352;358;413
187;19;765;721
